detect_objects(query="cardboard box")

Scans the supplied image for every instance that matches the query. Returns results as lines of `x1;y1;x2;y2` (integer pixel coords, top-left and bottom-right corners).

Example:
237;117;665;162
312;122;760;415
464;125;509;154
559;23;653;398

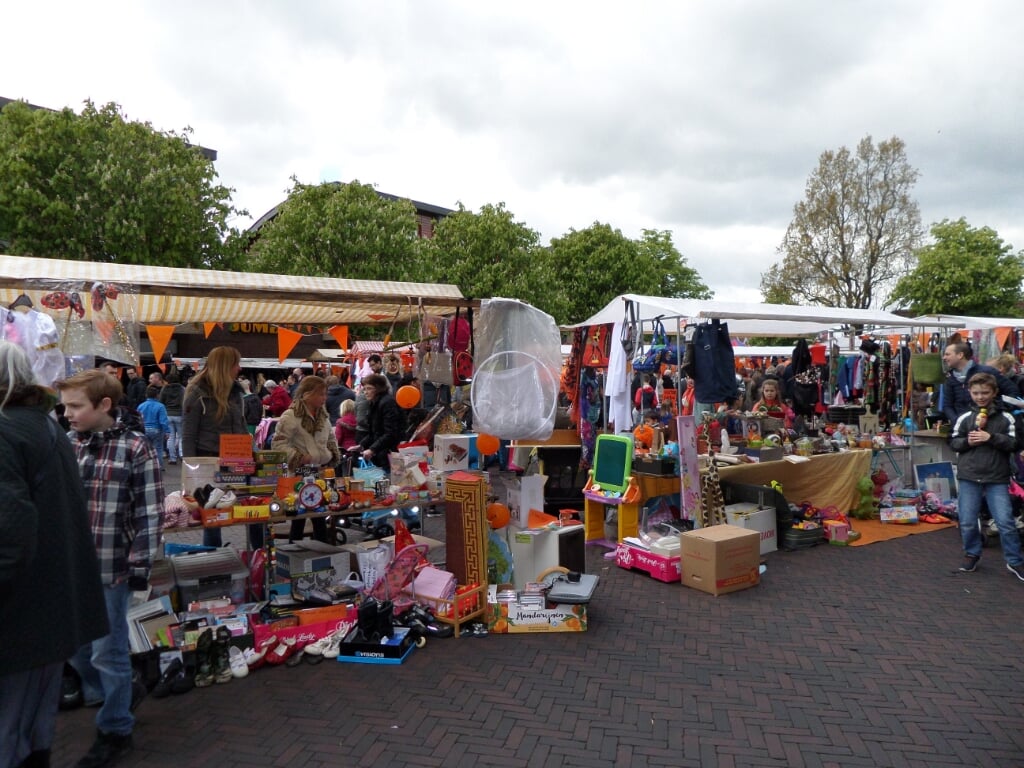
881;506;918;524
724;503;778;555
680;524;760;596
486;585;588;633
432;434;476;471
275;542;352;584
615;543;681;583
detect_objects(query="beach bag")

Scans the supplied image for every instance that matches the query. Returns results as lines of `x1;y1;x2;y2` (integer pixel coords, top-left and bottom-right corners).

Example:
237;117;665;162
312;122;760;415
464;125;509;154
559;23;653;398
353;457;387;484
911;353;945;385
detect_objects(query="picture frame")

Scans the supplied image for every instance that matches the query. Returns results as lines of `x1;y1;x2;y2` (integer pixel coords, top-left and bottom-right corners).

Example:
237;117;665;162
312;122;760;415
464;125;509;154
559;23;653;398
913;461;957;499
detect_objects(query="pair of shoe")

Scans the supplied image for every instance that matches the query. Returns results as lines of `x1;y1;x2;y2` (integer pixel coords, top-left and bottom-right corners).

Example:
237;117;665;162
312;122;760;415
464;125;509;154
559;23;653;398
303;630;346;663
242;634;278;671
151;658;195;697
206;488;237;509
75;729;133;768
263;636;298;666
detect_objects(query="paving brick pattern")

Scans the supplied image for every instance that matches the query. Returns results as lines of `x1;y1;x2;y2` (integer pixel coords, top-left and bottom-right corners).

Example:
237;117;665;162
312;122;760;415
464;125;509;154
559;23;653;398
53;526;1024;768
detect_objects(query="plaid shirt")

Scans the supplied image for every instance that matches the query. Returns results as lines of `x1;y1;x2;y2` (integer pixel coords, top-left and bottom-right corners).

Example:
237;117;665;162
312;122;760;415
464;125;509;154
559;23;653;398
67;407;164;586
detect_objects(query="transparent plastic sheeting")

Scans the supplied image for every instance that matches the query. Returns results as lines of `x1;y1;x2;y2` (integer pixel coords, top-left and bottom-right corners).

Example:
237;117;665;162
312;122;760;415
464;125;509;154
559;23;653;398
470;298;562;440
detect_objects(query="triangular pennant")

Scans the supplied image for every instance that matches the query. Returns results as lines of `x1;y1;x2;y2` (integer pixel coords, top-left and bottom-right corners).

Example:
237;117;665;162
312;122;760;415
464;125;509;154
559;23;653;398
277;327;304;364
995;326;1012;351
328;325;349;351
145;324;176;365
203;322;220;339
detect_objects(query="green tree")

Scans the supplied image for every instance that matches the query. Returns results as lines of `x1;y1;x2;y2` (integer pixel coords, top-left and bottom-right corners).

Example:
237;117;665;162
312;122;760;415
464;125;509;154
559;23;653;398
420;202;557;310
761;135;923;309
887;218;1024;316
0;99;244;268
248;179;423;281
636;229;712;300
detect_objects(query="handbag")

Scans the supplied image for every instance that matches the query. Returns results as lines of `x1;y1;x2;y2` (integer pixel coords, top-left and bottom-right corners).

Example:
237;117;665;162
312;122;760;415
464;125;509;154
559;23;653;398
352;457;387;484
420;349;454;385
620;300;638;357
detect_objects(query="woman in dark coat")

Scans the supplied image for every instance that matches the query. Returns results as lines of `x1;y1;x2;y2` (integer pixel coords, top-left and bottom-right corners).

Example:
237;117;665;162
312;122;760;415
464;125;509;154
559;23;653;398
0;341;107;767
358;373;403;468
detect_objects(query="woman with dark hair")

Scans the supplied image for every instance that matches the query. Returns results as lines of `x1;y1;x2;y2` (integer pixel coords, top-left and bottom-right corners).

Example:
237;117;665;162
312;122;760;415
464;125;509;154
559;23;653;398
182;346;249;547
272;375;340;543
359;373;403;468
0;341;107;767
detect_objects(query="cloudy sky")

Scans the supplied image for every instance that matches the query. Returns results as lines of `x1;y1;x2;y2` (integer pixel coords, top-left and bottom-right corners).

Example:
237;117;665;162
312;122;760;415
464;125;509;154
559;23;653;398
3;1;1022;304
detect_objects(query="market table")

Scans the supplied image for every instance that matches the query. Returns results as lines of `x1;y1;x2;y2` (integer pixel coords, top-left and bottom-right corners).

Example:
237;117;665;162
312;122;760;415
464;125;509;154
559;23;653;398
717;450;872;513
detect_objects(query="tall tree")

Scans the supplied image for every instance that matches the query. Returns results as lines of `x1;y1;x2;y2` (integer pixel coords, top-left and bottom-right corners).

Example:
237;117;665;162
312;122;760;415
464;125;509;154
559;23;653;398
248;179;423;281
761;135;923;309
887;218;1024;316
0;99;244;269
636;229;713;300
420;202;557;310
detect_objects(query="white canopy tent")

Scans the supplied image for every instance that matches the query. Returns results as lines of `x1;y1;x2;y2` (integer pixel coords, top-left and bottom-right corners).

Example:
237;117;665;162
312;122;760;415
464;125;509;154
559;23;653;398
0;254;468;325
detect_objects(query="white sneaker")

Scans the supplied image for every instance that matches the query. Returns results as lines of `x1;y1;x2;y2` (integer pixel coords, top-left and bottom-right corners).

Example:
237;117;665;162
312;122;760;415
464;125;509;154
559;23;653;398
228;645;249;678
216;490;237;509
986;519;1000;536
1016;517;1024;531
206;488;225;508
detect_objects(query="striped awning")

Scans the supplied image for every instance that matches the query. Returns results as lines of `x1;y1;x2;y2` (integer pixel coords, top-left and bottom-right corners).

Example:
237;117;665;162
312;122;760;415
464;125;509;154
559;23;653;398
0;255;469;325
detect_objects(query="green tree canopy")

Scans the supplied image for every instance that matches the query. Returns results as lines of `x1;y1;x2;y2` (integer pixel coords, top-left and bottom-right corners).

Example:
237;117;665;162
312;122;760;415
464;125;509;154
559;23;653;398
887;218;1024;316
761;135;923;309
248;179;423;281
636;229;713;301
420;202;556;310
0;99;244;268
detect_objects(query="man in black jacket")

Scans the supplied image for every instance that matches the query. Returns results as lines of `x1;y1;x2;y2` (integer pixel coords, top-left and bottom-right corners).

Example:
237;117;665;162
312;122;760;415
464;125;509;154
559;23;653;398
940;342;1018;426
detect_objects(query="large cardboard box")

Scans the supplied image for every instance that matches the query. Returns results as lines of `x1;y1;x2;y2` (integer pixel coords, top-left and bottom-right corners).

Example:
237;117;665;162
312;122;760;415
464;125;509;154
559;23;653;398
433;434;477;471
486;585;587;633
680;524;760;596
724;503;778;555
275;542;352;584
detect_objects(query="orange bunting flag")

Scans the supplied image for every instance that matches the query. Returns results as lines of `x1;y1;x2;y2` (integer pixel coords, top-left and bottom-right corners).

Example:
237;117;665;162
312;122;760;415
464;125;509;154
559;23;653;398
145;325;176;365
277;327;304;363
328;325;349;351
203;322;221;339
995;326;1012;351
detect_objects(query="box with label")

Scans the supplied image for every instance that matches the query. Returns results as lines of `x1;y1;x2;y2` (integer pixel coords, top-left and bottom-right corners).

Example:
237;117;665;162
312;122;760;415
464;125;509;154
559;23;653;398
615;543;682;583
680;524;760;596
432;434;477;471
486;586;587;633
275;542;352;584
724;503;778;555
336;625;417;664
880;506;918;524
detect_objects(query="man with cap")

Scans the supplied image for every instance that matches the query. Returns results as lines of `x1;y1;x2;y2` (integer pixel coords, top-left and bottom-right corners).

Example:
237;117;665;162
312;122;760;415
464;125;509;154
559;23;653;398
262;379;292;417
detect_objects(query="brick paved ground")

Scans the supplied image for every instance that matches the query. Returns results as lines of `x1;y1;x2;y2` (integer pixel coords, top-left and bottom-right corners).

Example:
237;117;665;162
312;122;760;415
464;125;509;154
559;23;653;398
53;524;1024;768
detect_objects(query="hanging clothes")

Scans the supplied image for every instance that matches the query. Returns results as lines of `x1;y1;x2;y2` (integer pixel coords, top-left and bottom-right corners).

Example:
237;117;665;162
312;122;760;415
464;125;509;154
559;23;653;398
691;320;737;404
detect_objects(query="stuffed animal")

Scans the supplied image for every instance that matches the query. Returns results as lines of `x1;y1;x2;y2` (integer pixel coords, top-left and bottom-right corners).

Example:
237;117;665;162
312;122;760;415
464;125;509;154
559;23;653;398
852;475;877;520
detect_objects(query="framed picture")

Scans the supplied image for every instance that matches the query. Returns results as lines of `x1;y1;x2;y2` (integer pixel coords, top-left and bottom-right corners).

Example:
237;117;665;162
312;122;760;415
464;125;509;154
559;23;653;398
914;461;957;499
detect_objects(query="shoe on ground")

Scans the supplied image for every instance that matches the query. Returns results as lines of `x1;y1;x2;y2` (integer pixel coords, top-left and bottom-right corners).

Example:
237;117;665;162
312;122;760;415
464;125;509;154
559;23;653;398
228;646;249;678
958;555;980;573
60;663;83;711
75;730;133;768
985;519;999;536
1007;562;1024;582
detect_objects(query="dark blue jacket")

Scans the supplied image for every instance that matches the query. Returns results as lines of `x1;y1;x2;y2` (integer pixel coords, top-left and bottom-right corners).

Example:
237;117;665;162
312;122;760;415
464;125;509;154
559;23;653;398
941;363;1018;425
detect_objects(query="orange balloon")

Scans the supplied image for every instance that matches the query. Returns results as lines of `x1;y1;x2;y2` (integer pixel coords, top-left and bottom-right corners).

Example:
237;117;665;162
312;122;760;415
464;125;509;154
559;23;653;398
486;502;511;530
476;433;500;455
395;385;421;409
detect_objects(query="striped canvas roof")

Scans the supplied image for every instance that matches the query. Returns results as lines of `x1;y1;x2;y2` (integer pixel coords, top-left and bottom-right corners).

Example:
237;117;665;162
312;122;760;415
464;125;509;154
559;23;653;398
0;255;468;325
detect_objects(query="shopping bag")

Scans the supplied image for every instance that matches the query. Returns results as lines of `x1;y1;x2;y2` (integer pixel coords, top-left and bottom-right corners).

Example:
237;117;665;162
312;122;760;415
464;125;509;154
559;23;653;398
356;543;393;592
352;457;387;484
420;349;454;385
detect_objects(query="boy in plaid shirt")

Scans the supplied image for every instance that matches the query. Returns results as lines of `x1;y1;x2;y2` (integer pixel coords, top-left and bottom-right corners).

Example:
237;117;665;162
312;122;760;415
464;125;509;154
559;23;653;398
58;369;163;768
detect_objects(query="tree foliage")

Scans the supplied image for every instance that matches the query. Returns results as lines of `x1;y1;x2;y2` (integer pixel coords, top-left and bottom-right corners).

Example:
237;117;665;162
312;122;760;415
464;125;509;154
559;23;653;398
248;179;423;281
887;218;1024;316
0;99;245;268
636;229;713;301
420;202;556;309
761;135;923;309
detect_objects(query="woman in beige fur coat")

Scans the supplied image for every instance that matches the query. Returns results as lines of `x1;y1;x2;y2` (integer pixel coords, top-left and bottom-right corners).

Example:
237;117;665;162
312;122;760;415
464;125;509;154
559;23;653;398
272;375;341;542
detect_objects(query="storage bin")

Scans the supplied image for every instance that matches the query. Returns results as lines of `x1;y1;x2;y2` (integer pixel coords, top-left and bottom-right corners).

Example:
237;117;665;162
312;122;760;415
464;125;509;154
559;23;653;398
171;549;248;606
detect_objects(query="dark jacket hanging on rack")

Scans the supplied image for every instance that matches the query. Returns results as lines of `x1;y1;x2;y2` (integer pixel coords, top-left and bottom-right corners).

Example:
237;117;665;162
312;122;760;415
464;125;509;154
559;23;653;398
691;320;737;404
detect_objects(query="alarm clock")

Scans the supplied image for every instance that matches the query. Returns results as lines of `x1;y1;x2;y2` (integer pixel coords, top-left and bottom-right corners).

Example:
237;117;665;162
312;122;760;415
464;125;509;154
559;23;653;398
297;476;326;511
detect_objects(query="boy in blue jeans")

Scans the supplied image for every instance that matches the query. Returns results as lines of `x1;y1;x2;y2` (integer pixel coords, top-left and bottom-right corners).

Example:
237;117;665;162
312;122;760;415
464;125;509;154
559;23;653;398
58;369;164;767
949;372;1024;580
